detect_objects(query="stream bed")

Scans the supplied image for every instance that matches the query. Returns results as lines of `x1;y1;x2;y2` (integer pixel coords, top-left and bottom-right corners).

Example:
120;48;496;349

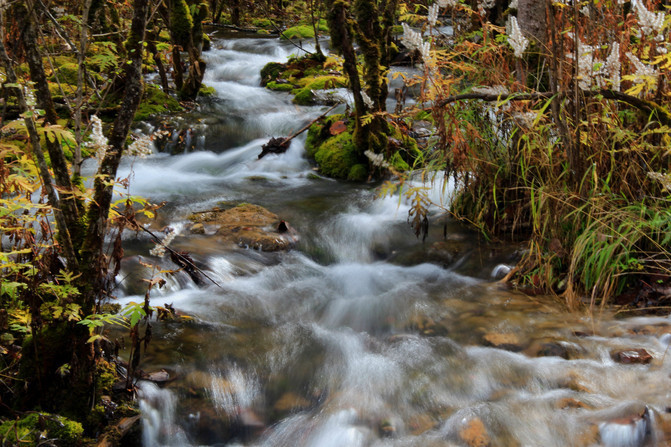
110;32;671;447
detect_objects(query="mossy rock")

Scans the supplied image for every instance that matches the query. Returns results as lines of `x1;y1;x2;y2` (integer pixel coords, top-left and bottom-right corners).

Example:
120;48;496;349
134;84;183;121
199;84;217;96
313;131;361;179
252;18;272;28
390;151;410;171
291;76;346;105
260;61;286;86
348;163;368;181
281;25;315;40
292;87;315;105
295;75;346;89
0;413;83;447
306;116;364;180
267;81;294;92
188;203;298;251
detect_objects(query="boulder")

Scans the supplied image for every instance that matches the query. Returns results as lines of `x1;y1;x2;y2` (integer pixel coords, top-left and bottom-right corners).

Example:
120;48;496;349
188;204;298;251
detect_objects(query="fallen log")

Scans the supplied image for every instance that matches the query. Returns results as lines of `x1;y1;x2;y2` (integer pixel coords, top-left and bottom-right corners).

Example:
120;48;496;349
258;103;338;159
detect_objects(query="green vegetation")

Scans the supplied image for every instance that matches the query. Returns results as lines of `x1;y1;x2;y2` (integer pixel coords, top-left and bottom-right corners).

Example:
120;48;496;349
0;413;83;446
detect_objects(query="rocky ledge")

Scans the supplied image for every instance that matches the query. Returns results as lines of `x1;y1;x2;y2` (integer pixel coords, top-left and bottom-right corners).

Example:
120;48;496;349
187;203;298;251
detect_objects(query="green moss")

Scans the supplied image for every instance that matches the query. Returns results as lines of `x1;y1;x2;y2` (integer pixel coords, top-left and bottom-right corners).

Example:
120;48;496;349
267;81;294;91
202;33;211;51
296;75;346;89
348;163;368;181
47;55;80;84
292;76;347;105
0;413;83;447
252;18;272;28
389;151;410;171
198;84;217;96
292;87;315;105
313;131;360;179
260;61;286;86
318;18;330;32
135;84;183;121
281;25;315;40
170;0;194;47
96;360;117;397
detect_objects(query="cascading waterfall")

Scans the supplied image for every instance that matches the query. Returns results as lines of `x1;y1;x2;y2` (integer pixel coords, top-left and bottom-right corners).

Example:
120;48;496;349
123;32;671;447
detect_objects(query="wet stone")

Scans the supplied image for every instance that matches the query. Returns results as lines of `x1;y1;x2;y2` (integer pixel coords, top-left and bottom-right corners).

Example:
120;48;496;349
458;418;491;447
189;223;206;234
144;369;171;384
611;349;653;365
188;204;298;251
526;340;569;359
409;413;437;435
273;392;310;413
482;332;523;352
556;397;590;410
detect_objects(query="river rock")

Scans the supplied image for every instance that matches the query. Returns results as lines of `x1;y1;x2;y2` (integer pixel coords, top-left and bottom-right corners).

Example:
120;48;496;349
426;240;466;267
144;369;172;384
408;413;437;435
273;392;310;413
611;348;653;365
482;332;523;352
525;340;569;359
597;405;652;447
458;418;491;447
188;204;298;251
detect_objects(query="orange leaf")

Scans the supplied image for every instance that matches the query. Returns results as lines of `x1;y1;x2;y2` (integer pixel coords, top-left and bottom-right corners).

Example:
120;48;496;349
330;121;347;135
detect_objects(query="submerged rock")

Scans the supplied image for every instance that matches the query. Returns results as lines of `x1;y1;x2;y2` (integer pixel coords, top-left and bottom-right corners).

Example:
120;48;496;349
597;405;653;447
188;204;298;251
482;332;523;352
611;349;653;365
458;418;491;447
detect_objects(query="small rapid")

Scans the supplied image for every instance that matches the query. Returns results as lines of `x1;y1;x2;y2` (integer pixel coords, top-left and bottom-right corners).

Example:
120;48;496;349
115;32;671;447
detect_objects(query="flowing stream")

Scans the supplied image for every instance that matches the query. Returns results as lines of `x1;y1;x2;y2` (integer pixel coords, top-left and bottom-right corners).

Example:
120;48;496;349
112;31;671;447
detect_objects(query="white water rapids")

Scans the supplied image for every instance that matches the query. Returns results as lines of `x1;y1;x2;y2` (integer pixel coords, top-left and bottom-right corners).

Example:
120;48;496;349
107;32;671;447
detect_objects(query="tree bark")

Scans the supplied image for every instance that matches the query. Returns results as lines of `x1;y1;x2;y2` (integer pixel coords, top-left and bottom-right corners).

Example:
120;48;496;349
80;0;150;312
0;15;79;273
325;0;368;152
18;0;82;244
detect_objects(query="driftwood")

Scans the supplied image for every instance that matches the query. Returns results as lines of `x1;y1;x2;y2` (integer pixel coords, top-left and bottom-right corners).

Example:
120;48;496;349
97;415;141;447
258;103;338;159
